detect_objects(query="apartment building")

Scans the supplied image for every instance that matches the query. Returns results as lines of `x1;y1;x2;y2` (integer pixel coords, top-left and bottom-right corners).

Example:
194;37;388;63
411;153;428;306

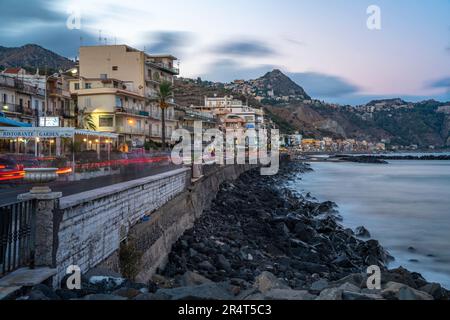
195;95;259;132
175;105;218;133
0;69;44;126
74;45;179;149
0;68;76;128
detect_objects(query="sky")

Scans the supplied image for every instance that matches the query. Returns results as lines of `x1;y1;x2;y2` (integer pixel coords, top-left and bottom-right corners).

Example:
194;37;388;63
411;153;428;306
0;0;449;105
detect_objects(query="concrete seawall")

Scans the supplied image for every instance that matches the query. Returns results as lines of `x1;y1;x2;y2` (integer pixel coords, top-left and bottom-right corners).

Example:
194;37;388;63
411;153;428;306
48;164;255;286
99;164;255;283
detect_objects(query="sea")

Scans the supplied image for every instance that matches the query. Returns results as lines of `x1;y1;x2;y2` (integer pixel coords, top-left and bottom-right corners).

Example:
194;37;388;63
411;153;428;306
287;153;450;289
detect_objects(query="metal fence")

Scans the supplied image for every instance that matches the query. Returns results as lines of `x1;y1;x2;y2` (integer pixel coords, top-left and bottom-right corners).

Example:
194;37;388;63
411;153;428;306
0;200;36;276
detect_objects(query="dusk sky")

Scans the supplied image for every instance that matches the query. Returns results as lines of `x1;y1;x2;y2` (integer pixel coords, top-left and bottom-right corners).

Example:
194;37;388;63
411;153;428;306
0;0;449;105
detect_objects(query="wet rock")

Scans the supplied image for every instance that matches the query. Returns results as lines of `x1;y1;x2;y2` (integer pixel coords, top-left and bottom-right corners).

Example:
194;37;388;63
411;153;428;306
155;283;233;300
29;284;60;300
329;274;366;288
419;283;446;300
89;276;126;292
112;287;141;299
198;261;216;272
254;272;289;293
178;271;213;287
310;279;329;291
82;294;127;300
355;226;371;238
264;289;316;300
216;254;232;272
381;282;433;300
342;291;383;300
316;288;342;300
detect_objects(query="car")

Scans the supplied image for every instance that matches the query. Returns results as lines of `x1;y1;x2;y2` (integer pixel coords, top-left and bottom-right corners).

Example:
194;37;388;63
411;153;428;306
0;156;24;181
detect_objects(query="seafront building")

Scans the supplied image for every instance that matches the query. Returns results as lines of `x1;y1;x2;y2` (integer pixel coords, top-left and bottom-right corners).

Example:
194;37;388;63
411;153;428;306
71;45;179;150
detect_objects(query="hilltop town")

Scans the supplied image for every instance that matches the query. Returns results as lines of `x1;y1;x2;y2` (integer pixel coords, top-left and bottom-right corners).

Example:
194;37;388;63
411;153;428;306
0;43;449;157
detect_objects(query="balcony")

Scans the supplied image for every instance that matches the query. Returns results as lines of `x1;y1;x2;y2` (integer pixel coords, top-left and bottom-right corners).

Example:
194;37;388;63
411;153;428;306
0;75;45;97
1;104;34;116
145;61;179;75
115;107;149;117
116;126;146;135
48;87;71;98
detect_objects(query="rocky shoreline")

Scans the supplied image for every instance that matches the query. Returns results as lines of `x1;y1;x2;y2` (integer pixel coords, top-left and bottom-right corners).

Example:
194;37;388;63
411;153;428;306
331;154;450;164
13;161;450;300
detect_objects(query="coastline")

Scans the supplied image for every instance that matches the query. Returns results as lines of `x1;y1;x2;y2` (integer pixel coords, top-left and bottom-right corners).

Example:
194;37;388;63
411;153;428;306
11;160;449;300
149;160;450;300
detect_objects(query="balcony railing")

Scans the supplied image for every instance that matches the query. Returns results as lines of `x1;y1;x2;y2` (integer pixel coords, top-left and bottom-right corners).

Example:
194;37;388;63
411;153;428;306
145;61;179;75
116;107;149;117
116;126;146;135
0;75;44;97
1;104;35;116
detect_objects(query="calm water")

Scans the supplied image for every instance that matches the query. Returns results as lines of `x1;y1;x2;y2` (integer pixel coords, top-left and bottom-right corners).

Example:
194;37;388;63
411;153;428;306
288;160;450;289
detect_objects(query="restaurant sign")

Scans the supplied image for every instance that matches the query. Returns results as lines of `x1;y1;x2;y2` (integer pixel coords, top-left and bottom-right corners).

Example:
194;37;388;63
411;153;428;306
0;128;74;139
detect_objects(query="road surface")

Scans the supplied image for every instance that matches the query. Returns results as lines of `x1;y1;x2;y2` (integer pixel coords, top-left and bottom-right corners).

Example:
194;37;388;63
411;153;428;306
0;163;184;205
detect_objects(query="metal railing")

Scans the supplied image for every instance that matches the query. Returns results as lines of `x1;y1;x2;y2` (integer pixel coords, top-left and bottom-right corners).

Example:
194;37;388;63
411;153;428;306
0;199;36;276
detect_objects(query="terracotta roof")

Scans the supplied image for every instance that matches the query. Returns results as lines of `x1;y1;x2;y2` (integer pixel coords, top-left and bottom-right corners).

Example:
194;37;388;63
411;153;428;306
2;67;24;75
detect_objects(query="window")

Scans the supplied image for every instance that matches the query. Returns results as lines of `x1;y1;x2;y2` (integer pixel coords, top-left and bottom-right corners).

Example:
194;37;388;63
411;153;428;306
115;96;122;107
85;97;92;108
74;83;80;90
100;74;108;79
2;94;7;103
34;100;39;109
85;83;92;89
19;98;23;106
112;66;118;71
99;115;114;127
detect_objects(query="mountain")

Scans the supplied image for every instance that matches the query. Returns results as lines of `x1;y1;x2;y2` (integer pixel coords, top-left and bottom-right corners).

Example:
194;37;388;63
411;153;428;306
175;73;450;148
266;99;450;148
224;69;311;103
254;69;311;100
0;44;75;72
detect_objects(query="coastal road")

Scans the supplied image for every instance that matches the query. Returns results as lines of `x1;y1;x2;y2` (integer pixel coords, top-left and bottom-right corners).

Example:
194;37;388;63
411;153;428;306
0;163;184;205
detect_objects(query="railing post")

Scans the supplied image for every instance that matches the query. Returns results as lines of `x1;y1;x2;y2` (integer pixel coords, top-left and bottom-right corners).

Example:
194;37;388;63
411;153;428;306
17;168;62;268
17;192;62;268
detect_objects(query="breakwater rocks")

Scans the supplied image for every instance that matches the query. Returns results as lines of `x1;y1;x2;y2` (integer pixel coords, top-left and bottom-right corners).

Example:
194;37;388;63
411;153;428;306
13;162;449;300
332;154;450;164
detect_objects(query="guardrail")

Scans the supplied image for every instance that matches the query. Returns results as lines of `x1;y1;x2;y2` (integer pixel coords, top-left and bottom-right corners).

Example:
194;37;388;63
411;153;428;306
0;199;36;276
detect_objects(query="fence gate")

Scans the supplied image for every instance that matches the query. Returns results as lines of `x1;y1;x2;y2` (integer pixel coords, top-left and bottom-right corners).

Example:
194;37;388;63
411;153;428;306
0;200;36;277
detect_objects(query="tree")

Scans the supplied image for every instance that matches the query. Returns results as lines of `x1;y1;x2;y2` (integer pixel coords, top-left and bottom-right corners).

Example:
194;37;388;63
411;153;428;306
157;80;173;150
77;107;97;131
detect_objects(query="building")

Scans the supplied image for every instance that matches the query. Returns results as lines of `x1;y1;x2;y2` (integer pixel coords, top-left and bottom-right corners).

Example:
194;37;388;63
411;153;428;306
195;95;261;132
1;68;77;128
73;45;179;149
175;105;217;133
0;72;44;126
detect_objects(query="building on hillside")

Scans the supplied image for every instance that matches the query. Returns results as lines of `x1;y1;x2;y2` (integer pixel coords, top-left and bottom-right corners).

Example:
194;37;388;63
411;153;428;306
0;73;43;125
175;105;218;134
194;95;261;132
73;45;179;149
1;68;76;128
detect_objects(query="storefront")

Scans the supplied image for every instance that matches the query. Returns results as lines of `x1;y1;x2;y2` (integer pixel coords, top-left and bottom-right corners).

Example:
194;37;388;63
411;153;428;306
0;127;118;174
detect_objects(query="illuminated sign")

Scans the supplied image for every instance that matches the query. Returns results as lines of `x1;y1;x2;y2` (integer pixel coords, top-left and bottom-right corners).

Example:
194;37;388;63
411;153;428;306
39;117;60;127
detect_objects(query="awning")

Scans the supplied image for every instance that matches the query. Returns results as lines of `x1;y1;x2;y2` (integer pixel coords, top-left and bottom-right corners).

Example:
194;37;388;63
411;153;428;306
0;127;119;139
0;117;32;128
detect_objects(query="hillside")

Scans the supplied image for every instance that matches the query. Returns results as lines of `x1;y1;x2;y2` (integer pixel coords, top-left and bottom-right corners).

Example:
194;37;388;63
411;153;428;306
0;44;75;71
174;73;450;148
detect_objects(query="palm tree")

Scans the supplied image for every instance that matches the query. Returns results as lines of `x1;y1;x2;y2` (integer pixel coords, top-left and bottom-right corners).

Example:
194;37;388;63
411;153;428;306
77;107;97;131
157;80;173;150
